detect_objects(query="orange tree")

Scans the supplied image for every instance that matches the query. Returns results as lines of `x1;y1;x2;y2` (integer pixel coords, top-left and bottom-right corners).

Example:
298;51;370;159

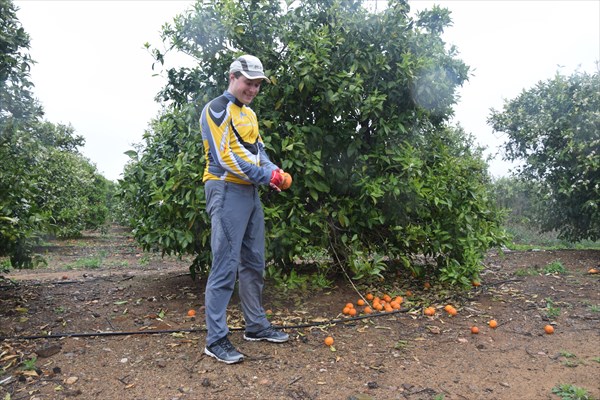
119;0;507;286
489;70;599;242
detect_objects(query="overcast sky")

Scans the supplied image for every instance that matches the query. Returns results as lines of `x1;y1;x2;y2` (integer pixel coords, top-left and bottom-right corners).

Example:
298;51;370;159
15;1;600;181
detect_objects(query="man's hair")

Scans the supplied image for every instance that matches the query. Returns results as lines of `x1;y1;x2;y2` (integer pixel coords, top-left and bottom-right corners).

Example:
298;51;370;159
232;71;242;79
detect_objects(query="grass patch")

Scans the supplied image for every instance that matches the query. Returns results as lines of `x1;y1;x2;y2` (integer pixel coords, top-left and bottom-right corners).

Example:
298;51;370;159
545;298;561;319
21;357;37;371
504;223;600;250
67;257;102;269
65;251;107;270
551;384;593;400
138;254;151;267
544;260;566;274
515;267;538;277
106;260;129;268
559;351;576;358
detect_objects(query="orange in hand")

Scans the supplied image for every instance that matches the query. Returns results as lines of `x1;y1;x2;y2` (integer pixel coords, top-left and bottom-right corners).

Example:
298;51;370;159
280;172;292;190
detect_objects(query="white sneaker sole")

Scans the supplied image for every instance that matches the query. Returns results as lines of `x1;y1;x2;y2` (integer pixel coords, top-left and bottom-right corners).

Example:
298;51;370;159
203;347;244;364
243;334;289;343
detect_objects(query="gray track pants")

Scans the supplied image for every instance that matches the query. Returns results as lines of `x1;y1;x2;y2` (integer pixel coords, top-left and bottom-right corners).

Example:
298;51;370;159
204;180;270;346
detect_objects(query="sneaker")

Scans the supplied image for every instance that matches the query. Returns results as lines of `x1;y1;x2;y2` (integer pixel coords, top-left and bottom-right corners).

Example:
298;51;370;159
204;336;244;364
244;326;289;343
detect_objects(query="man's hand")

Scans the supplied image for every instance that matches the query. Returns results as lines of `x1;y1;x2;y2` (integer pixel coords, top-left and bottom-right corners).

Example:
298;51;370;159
270;169;292;191
270;169;284;192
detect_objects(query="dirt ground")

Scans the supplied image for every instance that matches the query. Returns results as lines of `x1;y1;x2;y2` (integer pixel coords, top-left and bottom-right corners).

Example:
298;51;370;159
1;227;599;400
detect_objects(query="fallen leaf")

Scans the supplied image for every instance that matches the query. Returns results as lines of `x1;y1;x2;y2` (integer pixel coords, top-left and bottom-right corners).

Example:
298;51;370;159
426;326;441;334
65;376;78;385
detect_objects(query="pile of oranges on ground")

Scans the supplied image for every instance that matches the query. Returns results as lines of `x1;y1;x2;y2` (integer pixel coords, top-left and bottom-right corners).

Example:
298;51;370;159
320;291;557;347
341;292;404;316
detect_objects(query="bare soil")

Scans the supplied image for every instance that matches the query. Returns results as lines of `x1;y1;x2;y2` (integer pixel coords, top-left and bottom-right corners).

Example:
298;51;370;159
1;227;599;400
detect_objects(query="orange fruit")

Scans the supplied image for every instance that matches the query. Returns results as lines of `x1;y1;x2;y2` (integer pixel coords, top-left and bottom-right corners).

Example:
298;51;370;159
390;301;400;310
342;306;351;315
363;306;373;314
324;336;334;346
424;282;431;289
472;281;481;287
544;325;554;334
488;319;498;329
383;294;392;303
365;293;374;301
187;309;196;317
444;305;457;316
280;172;292;190
348;308;357;317
424;307;435;316
374;303;384;311
357;299;365;306
384;304;393;312
345;303;354;309
588;268;598;274
394;296;403;304
471;326;479;334
405;290;413;297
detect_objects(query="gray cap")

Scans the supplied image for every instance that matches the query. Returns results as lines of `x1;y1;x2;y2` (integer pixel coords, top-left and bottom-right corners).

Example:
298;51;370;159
229;55;270;82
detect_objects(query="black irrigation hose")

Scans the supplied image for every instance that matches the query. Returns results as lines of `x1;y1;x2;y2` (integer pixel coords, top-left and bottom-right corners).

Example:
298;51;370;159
0;273;159;290
0;309;407;341
0;280;82;289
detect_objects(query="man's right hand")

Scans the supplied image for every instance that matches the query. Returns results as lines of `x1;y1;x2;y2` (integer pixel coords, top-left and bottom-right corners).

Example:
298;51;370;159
270;169;284;191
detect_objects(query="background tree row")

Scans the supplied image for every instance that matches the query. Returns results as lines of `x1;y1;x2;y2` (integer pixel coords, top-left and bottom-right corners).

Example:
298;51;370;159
1;0;113;268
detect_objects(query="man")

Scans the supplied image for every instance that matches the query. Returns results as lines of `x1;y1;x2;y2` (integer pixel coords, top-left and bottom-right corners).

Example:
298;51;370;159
200;54;289;364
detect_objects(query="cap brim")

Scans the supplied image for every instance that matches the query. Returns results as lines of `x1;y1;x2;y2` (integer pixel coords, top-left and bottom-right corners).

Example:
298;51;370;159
239;70;270;83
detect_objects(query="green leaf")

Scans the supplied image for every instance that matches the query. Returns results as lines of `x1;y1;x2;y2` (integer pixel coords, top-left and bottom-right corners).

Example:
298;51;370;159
124;150;138;159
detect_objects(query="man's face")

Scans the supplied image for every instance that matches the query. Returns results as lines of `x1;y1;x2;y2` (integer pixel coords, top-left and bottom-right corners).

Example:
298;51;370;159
229;74;262;105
